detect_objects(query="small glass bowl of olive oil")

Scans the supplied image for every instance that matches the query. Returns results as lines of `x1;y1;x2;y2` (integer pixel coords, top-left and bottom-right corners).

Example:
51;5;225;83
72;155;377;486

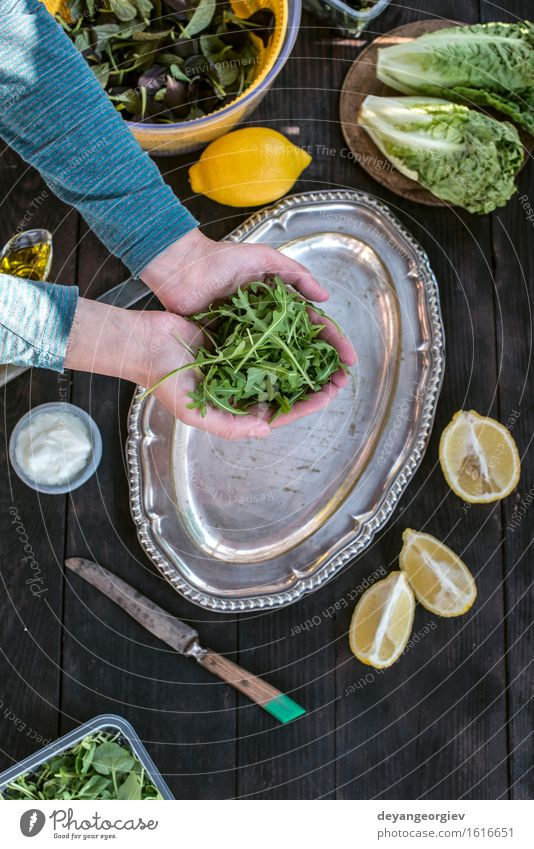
0;229;53;281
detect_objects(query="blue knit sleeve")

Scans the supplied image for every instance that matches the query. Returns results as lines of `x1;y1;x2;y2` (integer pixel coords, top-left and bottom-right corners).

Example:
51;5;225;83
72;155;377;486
0;274;78;371
0;0;198;278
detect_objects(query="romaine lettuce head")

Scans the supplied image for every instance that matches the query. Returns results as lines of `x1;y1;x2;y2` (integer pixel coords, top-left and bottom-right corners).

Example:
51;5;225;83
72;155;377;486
359;95;523;213
376;21;534;134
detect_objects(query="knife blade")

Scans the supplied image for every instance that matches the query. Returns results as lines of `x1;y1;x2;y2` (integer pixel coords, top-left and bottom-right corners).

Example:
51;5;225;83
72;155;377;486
96;276;151;310
66;556;199;655
0;276;151;388
65;557;306;724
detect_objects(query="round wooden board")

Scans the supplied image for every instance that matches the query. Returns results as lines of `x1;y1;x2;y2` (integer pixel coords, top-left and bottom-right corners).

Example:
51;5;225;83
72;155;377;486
340;19;533;206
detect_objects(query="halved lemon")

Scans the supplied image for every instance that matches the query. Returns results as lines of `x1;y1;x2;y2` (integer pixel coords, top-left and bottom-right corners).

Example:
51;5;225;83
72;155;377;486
439;410;520;503
400;529;476;617
349;571;415;668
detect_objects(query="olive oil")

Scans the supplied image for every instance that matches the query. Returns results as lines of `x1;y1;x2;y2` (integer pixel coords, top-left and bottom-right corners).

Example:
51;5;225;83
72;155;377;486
0;229;53;281
0;229;54;390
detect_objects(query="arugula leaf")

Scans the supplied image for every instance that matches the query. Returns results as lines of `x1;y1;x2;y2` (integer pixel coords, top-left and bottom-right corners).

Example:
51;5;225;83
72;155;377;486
143;275;348;419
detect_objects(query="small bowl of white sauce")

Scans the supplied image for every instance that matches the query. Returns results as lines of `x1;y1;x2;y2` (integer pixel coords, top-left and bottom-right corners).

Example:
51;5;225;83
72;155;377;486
9;402;102;494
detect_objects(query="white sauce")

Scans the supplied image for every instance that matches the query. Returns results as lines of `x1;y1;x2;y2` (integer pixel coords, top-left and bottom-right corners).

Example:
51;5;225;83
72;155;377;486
15;410;92;486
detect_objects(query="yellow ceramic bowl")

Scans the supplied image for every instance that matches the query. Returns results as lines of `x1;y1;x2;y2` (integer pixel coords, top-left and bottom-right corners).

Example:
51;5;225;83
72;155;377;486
129;0;300;155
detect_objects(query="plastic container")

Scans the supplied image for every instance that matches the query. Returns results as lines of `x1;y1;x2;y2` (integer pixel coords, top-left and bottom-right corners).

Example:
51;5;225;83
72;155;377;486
129;0;302;155
9;402;102;495
0;714;174;800
303;0;391;37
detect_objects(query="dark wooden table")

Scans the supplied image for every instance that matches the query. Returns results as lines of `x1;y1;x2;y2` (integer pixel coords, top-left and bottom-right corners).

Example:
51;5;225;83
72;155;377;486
1;0;532;800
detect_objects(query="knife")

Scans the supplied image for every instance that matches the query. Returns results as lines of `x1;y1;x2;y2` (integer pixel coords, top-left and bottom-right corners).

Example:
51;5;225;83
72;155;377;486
65;557;306;725
0;276;151;388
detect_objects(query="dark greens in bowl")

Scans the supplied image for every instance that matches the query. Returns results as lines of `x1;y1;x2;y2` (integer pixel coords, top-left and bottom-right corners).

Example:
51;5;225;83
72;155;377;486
57;0;275;123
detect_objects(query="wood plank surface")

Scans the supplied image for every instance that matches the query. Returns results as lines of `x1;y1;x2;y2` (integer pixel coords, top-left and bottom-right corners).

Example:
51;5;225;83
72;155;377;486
60;231;238;800
0;147;79;766
479;0;534;802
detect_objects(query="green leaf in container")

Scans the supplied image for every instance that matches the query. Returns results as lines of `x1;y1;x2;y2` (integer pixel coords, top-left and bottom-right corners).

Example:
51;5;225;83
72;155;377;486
132;0;154;18
200;33;225;54
181;0;217;38
78;774;113;799
117;771;143;800
200;35;240;86
108;0;139;21
92;742;135;776
109;88;142;113
74;29;91;53
170;63;190;83
75;740;94;776
92;62;110;88
91;23;122;54
132;28;173;41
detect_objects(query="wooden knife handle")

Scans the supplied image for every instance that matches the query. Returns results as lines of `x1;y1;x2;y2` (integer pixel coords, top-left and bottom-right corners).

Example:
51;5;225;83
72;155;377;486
196;650;282;705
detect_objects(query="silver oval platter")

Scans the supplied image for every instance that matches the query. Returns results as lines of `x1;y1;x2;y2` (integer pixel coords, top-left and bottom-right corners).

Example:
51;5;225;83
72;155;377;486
127;190;445;612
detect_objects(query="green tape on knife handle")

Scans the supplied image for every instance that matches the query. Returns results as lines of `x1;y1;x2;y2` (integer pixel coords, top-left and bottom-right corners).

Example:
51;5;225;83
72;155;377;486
263;694;306;723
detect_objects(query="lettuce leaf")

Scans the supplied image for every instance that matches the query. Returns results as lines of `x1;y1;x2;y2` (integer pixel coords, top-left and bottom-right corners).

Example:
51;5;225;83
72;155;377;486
376;21;534;134
359;95;523;213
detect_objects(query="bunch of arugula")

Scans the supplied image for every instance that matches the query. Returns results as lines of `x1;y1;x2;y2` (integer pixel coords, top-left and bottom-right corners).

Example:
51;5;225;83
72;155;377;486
0;731;163;800
57;0;274;122
144;275;345;419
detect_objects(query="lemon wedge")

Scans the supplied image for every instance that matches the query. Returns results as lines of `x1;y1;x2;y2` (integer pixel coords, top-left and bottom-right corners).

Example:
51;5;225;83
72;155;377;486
189;127;311;207
439;410;520;503
400;529;477;617
349;571;415;668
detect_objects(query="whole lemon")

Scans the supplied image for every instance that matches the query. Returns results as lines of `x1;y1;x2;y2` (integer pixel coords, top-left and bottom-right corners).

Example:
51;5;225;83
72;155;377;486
189;127;312;207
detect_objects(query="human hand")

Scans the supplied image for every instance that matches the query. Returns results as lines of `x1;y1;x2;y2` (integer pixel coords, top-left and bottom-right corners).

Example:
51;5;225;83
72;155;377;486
141;309;356;439
63;302;272;439
66;229;356;440
141;311;276;439
65;286;354;440
141;227;332;314
141;228;357;425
